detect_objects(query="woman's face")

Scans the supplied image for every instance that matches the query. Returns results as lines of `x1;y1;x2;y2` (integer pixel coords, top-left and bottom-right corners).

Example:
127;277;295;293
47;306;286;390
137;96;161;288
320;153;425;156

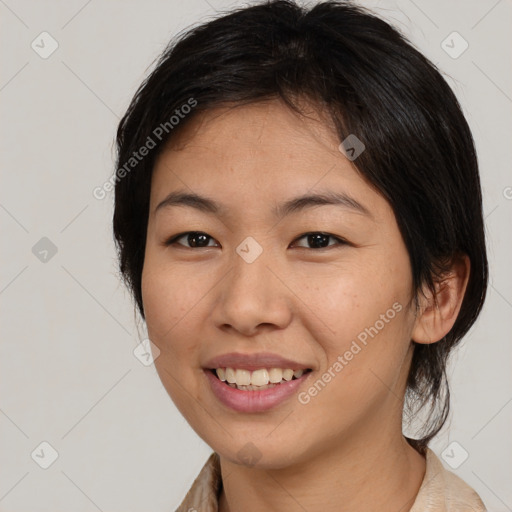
141;99;419;467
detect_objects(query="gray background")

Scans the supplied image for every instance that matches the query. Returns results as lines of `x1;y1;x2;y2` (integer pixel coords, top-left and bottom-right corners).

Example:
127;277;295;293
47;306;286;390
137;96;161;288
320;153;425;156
1;0;511;510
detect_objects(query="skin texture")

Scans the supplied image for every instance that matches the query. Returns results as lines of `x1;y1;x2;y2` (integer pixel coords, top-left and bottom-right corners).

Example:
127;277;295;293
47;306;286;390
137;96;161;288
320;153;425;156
141;98;470;511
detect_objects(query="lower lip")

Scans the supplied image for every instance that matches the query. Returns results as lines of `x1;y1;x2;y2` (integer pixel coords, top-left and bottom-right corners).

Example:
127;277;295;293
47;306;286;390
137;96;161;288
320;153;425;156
204;369;312;413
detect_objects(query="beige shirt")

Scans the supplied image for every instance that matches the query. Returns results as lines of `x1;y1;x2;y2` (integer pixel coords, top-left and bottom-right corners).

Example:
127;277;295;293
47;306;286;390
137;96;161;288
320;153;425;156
175;448;487;511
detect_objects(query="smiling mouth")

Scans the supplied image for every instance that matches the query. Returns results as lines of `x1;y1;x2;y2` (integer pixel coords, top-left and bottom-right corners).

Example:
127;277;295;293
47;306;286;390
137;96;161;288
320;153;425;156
208;368;313;391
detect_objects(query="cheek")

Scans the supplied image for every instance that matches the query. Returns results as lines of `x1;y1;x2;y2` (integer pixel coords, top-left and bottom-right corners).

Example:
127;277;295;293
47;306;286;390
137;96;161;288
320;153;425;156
141;262;209;415
140;262;208;391
296;255;413;398
142;259;202;336
297;253;410;340
299;295;411;433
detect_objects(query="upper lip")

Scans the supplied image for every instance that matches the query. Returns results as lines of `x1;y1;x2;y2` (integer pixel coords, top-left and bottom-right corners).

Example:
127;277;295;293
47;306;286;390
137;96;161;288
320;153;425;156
203;352;313;371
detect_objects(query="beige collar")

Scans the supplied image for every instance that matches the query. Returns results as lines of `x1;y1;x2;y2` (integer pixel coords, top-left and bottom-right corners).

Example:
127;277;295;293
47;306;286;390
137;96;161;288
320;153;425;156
175;448;486;511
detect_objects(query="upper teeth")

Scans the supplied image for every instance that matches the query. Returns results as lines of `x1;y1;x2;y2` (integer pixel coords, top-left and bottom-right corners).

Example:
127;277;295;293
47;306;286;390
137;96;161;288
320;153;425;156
215;368;305;386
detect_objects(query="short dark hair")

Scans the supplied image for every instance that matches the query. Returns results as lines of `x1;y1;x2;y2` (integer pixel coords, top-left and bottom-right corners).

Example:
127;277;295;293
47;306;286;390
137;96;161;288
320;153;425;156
113;0;488;453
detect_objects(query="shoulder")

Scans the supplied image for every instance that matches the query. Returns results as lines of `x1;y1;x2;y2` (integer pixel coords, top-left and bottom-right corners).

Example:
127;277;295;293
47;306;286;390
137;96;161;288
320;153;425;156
410;448;487;512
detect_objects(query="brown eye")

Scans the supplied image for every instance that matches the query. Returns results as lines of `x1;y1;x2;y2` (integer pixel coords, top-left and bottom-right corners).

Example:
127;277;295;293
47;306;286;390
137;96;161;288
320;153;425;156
292;232;347;249
166;231;219;248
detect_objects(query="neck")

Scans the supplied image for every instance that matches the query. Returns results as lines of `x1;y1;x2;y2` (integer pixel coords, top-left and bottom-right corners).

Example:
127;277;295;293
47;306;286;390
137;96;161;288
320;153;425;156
218;419;426;512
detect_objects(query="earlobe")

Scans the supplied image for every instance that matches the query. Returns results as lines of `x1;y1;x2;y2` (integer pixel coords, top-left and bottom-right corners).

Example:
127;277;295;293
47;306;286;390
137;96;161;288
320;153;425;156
411;254;471;345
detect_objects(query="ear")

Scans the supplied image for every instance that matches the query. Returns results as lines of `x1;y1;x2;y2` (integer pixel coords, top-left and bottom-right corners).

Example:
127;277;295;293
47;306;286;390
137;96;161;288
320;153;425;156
411;254;470;344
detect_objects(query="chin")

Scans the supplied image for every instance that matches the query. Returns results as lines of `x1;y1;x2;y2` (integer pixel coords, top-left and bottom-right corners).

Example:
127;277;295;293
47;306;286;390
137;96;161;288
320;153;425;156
209;435;308;470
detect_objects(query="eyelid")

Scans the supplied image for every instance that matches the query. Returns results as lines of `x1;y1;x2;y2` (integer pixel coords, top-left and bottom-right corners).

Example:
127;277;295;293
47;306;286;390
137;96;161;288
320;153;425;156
165;231;219;248
290;232;349;249
164;231;350;249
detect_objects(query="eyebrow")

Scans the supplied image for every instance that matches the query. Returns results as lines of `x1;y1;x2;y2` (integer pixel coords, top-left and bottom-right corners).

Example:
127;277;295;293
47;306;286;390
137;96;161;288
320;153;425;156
154;189;372;219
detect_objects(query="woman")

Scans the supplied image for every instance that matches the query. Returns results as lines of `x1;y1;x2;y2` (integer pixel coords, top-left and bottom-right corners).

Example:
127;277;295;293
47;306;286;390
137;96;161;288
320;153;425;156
113;1;488;510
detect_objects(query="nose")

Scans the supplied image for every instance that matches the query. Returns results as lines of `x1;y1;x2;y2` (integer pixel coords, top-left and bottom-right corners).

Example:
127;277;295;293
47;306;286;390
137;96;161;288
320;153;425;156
211;247;293;337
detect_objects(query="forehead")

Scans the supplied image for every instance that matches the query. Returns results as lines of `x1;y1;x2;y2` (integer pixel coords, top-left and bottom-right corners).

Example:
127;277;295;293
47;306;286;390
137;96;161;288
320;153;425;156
164;98;339;153
149;99;389;222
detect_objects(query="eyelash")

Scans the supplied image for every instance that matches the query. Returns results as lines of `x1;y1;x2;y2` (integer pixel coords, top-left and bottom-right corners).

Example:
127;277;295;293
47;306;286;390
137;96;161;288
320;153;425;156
164;231;349;250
